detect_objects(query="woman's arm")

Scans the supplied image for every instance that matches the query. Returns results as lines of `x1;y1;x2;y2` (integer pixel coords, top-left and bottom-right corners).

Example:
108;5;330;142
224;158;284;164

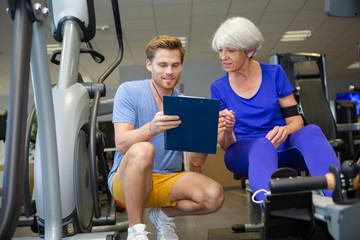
278;94;304;134
265;94;304;148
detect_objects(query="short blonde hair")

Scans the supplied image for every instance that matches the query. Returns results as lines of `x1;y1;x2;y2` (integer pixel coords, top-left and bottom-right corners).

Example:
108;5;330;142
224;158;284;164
145;35;186;63
212;17;264;54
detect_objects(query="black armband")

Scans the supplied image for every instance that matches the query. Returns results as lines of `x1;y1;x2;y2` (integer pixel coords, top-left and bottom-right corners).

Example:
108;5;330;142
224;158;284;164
281;104;303;118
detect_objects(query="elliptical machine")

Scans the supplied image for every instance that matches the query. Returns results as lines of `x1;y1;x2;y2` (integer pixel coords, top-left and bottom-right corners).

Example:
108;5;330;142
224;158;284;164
0;0;126;239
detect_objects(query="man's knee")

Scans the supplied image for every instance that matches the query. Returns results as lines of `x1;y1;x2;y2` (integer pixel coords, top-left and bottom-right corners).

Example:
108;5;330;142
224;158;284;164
203;182;225;213
125;142;155;171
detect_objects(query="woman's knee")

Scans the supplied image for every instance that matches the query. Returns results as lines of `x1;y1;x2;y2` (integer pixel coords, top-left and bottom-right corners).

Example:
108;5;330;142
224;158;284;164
299;124;324;137
306;124;322;132
228;138;273;155
252;138;274;148
291;124;327;144
248;138;276;159
225;138;275;174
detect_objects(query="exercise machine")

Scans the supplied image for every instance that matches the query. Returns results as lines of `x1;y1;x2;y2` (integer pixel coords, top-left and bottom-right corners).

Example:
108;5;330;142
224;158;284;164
0;0;127;239
268;160;360;239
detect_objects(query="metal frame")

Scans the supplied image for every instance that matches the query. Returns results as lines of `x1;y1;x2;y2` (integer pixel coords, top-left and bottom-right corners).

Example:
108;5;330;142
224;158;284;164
1;1;126;239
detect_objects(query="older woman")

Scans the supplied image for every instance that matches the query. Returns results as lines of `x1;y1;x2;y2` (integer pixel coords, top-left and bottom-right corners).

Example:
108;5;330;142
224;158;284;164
210;16;340;203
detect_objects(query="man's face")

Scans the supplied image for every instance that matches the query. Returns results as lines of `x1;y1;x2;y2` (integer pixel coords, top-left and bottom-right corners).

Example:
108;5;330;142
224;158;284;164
146;48;183;92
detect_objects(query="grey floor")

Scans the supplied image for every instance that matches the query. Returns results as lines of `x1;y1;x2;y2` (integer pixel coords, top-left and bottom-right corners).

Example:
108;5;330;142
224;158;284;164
11;186;258;240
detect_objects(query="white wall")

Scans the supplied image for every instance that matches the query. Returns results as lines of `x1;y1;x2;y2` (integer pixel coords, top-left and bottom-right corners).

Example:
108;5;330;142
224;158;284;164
328;76;360;101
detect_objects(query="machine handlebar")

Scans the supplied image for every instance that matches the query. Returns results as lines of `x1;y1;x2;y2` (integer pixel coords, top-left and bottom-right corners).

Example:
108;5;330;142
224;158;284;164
269;161;360;204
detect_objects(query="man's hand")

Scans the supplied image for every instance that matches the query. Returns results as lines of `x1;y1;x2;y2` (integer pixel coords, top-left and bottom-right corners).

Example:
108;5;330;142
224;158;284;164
149;111;181;135
265;126;289;149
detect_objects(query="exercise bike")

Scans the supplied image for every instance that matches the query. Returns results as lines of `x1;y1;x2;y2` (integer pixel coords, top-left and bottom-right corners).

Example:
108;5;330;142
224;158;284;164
267;160;360;240
0;0;127;239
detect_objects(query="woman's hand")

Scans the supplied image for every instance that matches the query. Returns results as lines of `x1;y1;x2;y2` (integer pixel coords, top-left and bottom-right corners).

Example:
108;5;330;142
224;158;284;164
265;126;289;149
217;109;236;150
149;111;181;135
218;109;235;134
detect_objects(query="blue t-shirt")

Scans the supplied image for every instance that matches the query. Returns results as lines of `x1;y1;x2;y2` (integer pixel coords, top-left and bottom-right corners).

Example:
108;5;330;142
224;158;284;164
108;80;183;194
210;62;294;140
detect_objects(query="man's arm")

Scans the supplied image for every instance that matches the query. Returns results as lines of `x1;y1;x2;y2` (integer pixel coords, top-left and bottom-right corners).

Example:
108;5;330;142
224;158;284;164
187;152;208;168
114;122;154;155
114;111;181;155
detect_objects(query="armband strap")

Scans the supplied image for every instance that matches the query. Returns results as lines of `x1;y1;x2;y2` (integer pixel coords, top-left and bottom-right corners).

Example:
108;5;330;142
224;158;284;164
281;104;303;118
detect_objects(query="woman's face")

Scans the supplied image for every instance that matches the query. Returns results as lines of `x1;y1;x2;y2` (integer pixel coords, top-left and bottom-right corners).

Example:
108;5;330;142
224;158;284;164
218;47;252;72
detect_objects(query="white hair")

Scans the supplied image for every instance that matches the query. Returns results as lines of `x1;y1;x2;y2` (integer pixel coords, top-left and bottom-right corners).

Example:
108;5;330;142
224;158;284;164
211;17;264;54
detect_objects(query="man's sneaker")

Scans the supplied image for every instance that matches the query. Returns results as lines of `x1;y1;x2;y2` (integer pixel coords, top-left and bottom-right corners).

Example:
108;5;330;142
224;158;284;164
148;207;179;240
127;223;149;240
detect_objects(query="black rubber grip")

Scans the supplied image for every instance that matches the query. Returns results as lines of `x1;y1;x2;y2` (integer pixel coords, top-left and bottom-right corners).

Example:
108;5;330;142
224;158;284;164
269;176;328;193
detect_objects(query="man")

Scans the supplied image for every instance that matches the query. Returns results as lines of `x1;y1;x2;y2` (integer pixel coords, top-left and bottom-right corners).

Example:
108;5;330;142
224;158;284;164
108;35;224;240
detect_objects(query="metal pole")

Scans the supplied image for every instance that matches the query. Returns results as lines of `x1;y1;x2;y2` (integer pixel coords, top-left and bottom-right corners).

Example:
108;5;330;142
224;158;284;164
31;21;62;240
0;1;32;239
322;54;329;101
57;20;81;90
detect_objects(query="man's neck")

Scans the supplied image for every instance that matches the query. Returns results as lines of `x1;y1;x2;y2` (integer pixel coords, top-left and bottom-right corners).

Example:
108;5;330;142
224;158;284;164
151;79;174;98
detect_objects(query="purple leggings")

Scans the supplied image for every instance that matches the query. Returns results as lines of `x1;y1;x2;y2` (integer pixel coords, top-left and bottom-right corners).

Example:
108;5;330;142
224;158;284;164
224;124;341;202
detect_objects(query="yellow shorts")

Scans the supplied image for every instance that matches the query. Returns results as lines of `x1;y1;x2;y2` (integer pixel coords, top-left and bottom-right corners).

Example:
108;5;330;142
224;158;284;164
112;169;188;209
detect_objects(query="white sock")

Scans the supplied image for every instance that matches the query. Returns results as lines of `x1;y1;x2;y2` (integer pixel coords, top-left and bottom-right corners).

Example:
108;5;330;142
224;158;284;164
158;207;168;220
128;223;146;233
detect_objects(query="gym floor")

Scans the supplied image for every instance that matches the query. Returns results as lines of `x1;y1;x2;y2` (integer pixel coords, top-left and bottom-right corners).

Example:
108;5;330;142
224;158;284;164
11;186;262;240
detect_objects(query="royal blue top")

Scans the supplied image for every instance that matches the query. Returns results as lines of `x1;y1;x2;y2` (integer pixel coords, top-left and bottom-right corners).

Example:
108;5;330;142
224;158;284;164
210;62;294;140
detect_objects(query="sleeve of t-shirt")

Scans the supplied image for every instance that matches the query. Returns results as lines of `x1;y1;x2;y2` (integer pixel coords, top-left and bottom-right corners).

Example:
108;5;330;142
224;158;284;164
113;83;136;124
275;65;294;98
211;82;227;111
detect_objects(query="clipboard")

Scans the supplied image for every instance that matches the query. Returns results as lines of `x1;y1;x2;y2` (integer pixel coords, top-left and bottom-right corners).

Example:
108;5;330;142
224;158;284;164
163;95;220;154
